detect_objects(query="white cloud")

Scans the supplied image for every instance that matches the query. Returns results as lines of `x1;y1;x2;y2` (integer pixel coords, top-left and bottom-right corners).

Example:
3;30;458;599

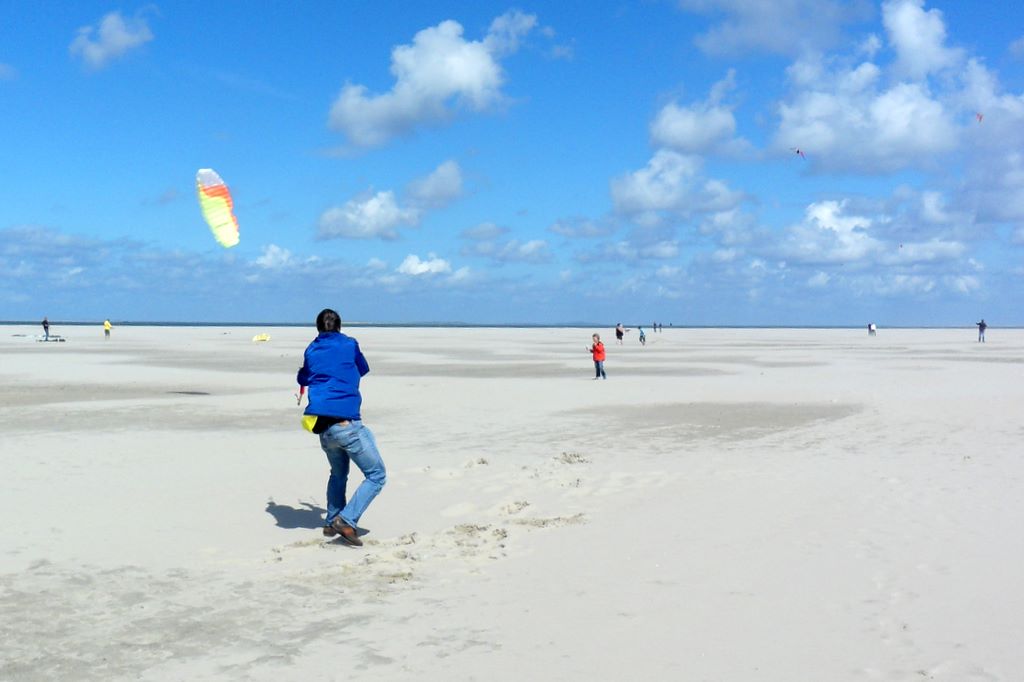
549;43;575;60
770;2;997;174
449;266;472;283
482;10;537;56
610;148;692;215
461;222;508;241
948;275;980;294
254;244;294;269
1011;36;1024;59
611;150;742;224
863;274;936;296
859;34;883;59
318;191;419;240
319;161;468;240
69;11;153;70
502;239;550;262
807;271;831;287
328;11;535;148
651;102;736;154
677;0;872;57
780;200;883;264
955;60;1024;223
406;160;463;208
366;257;388;270
885;239;964;264
547;217;615;239
397;254;452;275
462;234;552;264
776;199;967;268
650;70;747;155
576;239;680;263
700;208;757;246
775;55;958;173
640;241;679;259
919;190;948;223
882;0;963;79
657;265;682;278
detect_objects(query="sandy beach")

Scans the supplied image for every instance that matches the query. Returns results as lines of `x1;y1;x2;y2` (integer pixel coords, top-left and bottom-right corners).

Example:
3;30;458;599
1;324;1022;681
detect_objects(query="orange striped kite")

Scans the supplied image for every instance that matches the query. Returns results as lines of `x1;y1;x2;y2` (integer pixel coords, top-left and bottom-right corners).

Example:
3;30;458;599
196;168;240;248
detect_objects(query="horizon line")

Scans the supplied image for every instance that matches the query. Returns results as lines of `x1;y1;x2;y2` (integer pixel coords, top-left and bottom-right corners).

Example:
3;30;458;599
1;320;1012;330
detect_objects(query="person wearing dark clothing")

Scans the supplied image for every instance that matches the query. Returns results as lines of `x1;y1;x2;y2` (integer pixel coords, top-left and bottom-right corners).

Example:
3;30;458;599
42;317;49;341
977;319;987;343
297;309;386;547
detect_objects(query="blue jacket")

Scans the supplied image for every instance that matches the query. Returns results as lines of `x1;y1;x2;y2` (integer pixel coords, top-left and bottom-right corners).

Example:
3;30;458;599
297;332;370;420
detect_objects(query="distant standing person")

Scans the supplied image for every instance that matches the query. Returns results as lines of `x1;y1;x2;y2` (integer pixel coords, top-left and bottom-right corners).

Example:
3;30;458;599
638;326;646;346
615;323;625;345
296;308;386;547
104;319;112;339
976;319;987;343
588;333;607;380
41;317;49;341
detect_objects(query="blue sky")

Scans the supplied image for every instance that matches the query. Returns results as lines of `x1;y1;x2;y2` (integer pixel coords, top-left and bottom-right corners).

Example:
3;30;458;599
2;1;1023;325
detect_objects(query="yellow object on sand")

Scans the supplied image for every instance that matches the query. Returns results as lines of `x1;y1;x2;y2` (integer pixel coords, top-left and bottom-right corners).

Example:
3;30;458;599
252;333;271;342
301;415;318;432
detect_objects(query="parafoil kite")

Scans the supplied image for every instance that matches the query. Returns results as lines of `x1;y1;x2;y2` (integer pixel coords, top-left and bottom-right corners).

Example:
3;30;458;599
196;168;240;248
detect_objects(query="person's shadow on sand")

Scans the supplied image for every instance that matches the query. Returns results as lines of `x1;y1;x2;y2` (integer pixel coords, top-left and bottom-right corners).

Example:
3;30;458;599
265;500;326;530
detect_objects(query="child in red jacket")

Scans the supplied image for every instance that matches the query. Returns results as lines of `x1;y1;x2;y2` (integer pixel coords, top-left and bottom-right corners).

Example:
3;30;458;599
588;333;607;380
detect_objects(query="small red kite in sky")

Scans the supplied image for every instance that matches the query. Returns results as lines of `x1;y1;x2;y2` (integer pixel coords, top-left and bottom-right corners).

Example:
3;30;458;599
976;112;984;123
790;147;806;159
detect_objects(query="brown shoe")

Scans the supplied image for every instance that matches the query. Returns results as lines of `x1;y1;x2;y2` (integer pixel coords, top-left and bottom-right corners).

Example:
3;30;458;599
322;525;338;538
330;517;363;547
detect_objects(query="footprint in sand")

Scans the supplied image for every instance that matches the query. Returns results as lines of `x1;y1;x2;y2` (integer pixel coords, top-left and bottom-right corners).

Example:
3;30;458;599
501;500;530;515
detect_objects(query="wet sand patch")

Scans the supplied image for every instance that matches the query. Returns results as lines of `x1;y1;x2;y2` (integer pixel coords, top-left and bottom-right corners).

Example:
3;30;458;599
561;401;861;442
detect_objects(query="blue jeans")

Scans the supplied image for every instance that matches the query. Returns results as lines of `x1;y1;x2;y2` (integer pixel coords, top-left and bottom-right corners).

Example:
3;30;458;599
319;421;386;529
594;360;606;378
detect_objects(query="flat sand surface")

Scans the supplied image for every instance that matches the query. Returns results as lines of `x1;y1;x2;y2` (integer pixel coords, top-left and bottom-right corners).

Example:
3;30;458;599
2;325;1023;680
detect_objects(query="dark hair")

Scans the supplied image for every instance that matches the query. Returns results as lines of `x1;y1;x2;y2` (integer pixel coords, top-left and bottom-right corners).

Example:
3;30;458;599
316;308;341;332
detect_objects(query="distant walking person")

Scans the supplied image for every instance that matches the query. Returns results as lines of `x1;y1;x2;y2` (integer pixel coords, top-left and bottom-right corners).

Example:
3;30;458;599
615;323;625;345
41;317;49;341
588;333;607;380
104;319;112;339
638;326;646;346
297;308;386;547
976;319;987;343
868;323;877;336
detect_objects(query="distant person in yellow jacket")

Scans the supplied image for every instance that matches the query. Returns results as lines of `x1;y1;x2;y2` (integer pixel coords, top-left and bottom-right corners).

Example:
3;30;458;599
103;319;112;340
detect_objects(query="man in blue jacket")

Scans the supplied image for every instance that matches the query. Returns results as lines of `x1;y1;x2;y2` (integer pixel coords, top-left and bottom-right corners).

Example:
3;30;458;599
297;309;386;547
